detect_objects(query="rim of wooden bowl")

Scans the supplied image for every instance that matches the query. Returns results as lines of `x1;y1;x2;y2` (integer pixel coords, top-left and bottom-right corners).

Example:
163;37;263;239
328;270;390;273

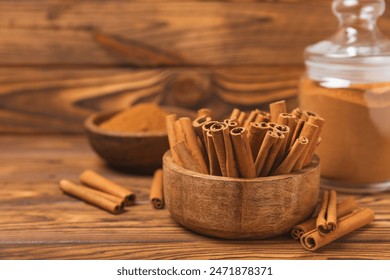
163;150;320;182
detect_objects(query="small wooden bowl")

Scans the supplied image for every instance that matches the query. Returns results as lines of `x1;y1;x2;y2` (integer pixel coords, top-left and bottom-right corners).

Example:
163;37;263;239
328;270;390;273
163;152;320;239
84;107;194;173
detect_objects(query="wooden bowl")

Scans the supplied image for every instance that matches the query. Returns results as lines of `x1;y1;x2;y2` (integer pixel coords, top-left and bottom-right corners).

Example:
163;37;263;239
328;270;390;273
84;107;194;173
163;152;320;239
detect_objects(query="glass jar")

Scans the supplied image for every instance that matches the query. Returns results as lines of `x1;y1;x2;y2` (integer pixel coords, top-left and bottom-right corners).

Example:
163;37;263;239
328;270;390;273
300;0;390;193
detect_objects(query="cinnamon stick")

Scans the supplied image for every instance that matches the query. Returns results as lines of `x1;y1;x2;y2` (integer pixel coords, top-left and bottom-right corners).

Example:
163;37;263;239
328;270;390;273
166;114;181;165
254;130;279;176
303;115;325;166
79;170;135;206
59;179;124;214
255;111;271;123
178;117;208;174
243;110;259;128
206;131;222;176
260;131;285;176
269;100;287;122
277;113;298;148
230;127;256;178
247;122;270;160
211;122;239;177
316;190;338;235
272;136;309;175
202;120;218;148
197;108;212;118
173;141;201;173
291;197;358;240
192;115;212;141
237;112;247;126
149;169;164;209
224;119;238;130
300;208;375;251
229;108;240;121
292;122;319;170
273;124;290;165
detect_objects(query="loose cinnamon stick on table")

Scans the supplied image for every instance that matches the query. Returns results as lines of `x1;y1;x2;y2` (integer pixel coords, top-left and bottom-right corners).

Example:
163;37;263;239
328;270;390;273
316;190;338;235
272;136;309;175
269;100;287;122
254;130;279;176
178;117;208;174
291;197;358;240
300;208;375;251
59;179;124;214
230;127;256;178
247;122;270;160
79;170;135;206
149;169;164;209
166;114;181;165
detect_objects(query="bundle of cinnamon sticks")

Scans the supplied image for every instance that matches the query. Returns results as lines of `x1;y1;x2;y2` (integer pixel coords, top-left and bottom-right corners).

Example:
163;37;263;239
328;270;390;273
59;170;135;214
292;190;375;251
166;99;324;178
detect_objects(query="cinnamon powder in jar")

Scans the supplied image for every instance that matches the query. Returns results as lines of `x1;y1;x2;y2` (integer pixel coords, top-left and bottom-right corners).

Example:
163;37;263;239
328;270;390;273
300;77;390;184
100;103;167;133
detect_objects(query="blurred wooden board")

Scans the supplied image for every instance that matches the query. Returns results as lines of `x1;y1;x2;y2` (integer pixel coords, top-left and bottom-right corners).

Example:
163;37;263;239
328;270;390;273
0;135;389;259
0;0;345;66
0;66;301;133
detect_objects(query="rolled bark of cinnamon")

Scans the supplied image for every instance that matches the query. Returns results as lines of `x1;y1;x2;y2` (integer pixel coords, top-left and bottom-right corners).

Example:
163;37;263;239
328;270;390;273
291;107;309;121
316;190;338;235
210;122;239;177
197;108;212;118
224;119;238;130
293;122;319;170
259;131;285;176
273;124;290;165
254;130;279;176
269;100;287;122
291;197;358;240
229;108;241;121
237;112;247;126
243;110;259;128
255;111;271;123
149;169;164;209
247;122;270;160
277;113;298;148
166;114;181;165
79;170;135;206
59;179;124;214
173;141;202;173
303;115;325;167
300;208;375;251
202;121;218;148
192;115;212;141
206;131;222;176
230;127;256;178
272;136;309;176
178;117;208;174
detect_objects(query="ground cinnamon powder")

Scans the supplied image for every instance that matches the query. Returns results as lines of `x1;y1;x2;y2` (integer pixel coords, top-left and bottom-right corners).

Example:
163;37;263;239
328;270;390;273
300;77;390;184
100;103;167;132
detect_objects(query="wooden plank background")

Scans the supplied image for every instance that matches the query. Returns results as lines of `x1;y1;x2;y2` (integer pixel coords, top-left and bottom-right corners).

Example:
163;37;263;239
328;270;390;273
0;0;390;133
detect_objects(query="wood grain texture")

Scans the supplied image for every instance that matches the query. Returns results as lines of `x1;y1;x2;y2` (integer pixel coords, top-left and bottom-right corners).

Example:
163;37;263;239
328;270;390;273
0;135;389;259
0;66;301;133
0;0;351;66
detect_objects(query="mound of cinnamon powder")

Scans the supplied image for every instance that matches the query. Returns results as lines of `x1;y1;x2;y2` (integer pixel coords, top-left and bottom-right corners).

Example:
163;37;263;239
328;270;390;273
100;103;167;132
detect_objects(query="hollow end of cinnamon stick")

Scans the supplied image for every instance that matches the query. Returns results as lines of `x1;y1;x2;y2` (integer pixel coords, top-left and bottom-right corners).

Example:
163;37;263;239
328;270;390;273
152;198;164;209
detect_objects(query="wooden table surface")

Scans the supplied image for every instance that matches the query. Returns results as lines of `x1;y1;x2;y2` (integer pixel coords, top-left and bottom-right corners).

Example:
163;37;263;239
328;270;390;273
0;135;389;260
